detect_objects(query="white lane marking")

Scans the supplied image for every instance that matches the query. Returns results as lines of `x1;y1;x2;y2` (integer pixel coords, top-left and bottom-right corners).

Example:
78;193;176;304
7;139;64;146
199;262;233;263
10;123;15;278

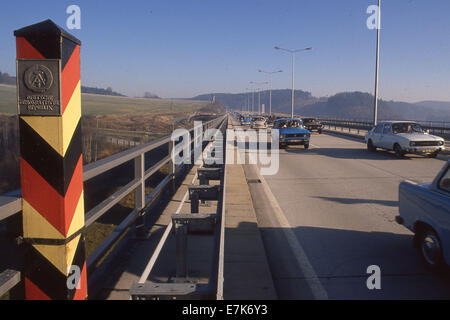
255;169;329;300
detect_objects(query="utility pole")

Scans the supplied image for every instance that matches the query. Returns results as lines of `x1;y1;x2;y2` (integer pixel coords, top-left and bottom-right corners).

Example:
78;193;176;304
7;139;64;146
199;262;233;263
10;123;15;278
373;0;381;125
275;46;312;118
259;69;282;116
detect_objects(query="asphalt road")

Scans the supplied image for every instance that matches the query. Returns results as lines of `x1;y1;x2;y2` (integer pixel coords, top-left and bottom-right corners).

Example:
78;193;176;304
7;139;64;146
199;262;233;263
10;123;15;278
242;129;450;299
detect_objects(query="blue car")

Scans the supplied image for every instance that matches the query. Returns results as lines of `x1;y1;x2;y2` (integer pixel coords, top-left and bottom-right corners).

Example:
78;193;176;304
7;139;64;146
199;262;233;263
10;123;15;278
396;160;450;272
274;118;311;149
240;116;252;126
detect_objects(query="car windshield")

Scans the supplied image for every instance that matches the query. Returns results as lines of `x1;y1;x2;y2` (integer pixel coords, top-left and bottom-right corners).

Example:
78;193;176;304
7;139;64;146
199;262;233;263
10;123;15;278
392;123;424;134
277;120;303;128
303;118;317;124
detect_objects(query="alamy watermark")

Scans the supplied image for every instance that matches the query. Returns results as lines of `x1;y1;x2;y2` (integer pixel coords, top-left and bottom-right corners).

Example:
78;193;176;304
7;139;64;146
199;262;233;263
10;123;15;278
66;5;81;30
66;265;81;290
171;121;279;176
366;265;381;290
366;5;381;30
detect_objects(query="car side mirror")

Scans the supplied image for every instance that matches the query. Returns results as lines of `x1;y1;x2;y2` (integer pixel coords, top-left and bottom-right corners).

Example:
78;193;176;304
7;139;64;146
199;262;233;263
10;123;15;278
441;178;450;189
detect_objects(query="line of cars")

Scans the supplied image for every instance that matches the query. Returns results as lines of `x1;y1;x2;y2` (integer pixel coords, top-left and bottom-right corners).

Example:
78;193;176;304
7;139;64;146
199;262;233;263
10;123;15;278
235;112;450;272
363;121;450;271
238;114;324;149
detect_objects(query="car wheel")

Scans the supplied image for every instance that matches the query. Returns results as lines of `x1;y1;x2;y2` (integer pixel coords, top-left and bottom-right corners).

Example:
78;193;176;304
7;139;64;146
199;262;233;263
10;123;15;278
279;143;286;149
318;129;322;134
428;152;438;159
418;227;445;273
304;143;309;149
394;144;405;159
367;140;376;152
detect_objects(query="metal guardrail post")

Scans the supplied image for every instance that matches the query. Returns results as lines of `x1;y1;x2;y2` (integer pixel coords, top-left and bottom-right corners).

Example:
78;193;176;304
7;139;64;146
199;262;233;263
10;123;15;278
14;19;87;300
174;222;188;279
168;139;176;192
0;270;21;299
134;154;146;238
190;193;200;213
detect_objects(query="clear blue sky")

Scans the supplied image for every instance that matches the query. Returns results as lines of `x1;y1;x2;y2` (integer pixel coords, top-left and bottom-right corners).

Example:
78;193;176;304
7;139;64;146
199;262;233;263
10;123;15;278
1;0;449;102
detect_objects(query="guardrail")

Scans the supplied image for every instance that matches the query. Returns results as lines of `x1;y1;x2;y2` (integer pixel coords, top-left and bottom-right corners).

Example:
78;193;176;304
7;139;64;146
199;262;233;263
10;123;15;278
0;114;227;299
129;116;228;300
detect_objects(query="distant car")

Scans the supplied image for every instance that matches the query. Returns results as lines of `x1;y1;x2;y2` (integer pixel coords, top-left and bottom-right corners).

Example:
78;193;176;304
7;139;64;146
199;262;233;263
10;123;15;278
396;160;450;272
251;116;267;129
274;118;311;149
365;121;445;158
240;116;252;126
266;115;276;125
302;117;323;134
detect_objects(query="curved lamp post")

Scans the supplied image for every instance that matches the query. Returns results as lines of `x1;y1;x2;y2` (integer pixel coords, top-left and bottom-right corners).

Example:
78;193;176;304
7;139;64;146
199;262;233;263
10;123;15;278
258;69;282;116
274;46;312;118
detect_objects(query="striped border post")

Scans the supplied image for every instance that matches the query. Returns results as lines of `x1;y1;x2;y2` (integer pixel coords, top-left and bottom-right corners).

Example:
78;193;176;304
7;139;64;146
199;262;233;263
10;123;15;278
14;20;87;300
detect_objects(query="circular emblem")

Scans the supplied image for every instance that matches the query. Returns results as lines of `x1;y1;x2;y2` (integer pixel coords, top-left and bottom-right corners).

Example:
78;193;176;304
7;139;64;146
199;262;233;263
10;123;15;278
23;64;54;93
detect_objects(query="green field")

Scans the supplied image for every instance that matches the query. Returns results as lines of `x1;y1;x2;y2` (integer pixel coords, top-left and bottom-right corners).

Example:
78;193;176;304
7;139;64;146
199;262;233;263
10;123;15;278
0;85;207;115
0;85;16;114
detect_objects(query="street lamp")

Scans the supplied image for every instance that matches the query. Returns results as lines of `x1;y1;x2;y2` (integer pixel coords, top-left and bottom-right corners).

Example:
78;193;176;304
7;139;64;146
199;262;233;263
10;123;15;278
251;87;255;113
250;81;268;114
245;87;252;113
258;69;283;116
274;46;312;118
373;0;381;125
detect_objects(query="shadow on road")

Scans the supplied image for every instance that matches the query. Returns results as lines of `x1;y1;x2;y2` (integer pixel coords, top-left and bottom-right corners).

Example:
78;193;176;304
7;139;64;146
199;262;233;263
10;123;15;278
284;146;415;161
258;225;450;300
312;196;398;207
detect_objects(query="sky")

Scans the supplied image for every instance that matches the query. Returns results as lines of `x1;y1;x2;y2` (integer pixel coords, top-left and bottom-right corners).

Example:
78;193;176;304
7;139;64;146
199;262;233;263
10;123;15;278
0;0;449;102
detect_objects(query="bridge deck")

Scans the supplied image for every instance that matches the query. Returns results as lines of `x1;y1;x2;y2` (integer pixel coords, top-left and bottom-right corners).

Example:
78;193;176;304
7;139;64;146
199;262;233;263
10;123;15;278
223;157;277;299
97;163;219;299
91;118;276;300
248;128;450;299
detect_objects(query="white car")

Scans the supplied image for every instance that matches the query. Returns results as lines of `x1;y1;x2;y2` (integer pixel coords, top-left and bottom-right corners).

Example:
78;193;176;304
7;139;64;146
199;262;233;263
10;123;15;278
365;121;445;158
251;116;267;130
396;160;450;272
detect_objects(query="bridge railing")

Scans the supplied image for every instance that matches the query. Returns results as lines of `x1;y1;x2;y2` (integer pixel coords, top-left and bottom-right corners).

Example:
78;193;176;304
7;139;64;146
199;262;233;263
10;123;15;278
130;115;229;300
0;114;227;299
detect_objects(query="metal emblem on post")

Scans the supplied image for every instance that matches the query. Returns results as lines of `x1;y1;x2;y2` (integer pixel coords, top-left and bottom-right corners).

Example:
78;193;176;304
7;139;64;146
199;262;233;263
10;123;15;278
17;59;61;116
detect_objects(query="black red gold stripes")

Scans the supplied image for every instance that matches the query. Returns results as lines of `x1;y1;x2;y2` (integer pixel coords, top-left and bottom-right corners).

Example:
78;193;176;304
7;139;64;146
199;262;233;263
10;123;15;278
24;238;87;300
19;119;82;196
14;20;87;300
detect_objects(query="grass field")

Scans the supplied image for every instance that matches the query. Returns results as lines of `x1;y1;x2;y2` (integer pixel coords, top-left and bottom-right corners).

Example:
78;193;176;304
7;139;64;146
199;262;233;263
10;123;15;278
0;84;207;115
0;85;16;114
